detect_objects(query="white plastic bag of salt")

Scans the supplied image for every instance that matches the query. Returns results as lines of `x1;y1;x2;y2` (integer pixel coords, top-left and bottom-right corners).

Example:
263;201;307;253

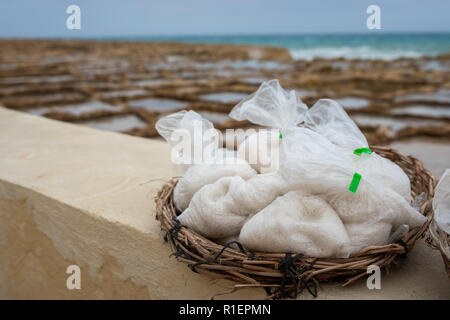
229;79;308;128
176;81;307;238
239;190;351;258
178;172;286;239
156;110;257;211
230;80;425;256
239;127;423;257
230;79;308;174
304;98;412;202
433;169;450;235
178;173;285;239
279;127;426;255
174;159;256;212
231;80;411;202
429;169;450;261
156;110;216;175
237;129;281;174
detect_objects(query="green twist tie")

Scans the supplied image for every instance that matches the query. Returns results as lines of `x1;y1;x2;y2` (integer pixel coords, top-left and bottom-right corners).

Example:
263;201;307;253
348;172;362;193
353;147;372;156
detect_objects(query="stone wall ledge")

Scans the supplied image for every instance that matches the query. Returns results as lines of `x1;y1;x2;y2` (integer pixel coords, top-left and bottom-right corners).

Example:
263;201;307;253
0;108;448;299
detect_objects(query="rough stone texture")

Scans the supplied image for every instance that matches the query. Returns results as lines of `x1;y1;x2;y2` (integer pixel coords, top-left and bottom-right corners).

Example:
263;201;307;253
0;108;448;299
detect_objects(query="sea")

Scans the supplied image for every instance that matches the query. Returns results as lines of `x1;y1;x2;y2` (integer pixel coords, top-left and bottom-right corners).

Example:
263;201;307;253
110;33;450;61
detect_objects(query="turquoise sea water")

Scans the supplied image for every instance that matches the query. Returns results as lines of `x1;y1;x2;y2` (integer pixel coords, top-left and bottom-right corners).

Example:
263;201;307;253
114;33;450;60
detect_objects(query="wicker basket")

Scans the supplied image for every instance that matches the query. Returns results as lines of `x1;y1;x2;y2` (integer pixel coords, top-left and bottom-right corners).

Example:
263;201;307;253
155;145;437;298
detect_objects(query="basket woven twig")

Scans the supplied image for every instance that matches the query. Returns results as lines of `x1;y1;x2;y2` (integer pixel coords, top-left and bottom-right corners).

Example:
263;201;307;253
155;145;437;298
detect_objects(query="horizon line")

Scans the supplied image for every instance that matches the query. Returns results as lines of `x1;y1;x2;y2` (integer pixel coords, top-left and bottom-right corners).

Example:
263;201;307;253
2;31;450;41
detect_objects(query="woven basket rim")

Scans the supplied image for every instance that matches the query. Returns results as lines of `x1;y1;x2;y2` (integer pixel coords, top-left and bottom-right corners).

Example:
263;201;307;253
155;145;437;299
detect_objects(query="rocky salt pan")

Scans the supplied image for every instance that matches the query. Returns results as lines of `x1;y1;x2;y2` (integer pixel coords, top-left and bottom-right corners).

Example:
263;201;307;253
0;39;449;145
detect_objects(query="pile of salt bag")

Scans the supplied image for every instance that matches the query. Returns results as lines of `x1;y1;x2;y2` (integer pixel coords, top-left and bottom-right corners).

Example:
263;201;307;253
276;127;425;256
155;80;427;258
230;80;411;202
156;110;286;240
156;110;257;212
229;80;426;257
169;83;303;239
156;110;276;241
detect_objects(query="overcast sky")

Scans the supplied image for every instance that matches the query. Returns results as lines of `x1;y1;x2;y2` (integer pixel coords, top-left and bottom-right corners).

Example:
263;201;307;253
1;0;449;38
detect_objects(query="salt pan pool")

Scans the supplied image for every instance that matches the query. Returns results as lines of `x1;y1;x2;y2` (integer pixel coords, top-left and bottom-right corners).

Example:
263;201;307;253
389;105;450;118
351;114;446;132
394;89;450;104
99;89;148;99
128;98;188;112
242;77;269;85
335;97;370;109
194;60;292;71
27;101;123;116
200;92;248;103
78;114;147;132
135;79;174;87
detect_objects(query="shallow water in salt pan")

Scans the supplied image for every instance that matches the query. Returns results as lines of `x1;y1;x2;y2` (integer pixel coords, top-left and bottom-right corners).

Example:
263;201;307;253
231;60;292;70
394;89;450;104
194;60;292;71
135;79;174;87
242;77;269;85
389;105;450;118
0;75;74;85
128;97;187;112
351;114;446;132
27;101;123;116
78;114;147;132
99;89;148;99
2;92;85;106
335;97;370;109
331;61;350;69
419;60;450;72
214;69;256;78
200;92;248;103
